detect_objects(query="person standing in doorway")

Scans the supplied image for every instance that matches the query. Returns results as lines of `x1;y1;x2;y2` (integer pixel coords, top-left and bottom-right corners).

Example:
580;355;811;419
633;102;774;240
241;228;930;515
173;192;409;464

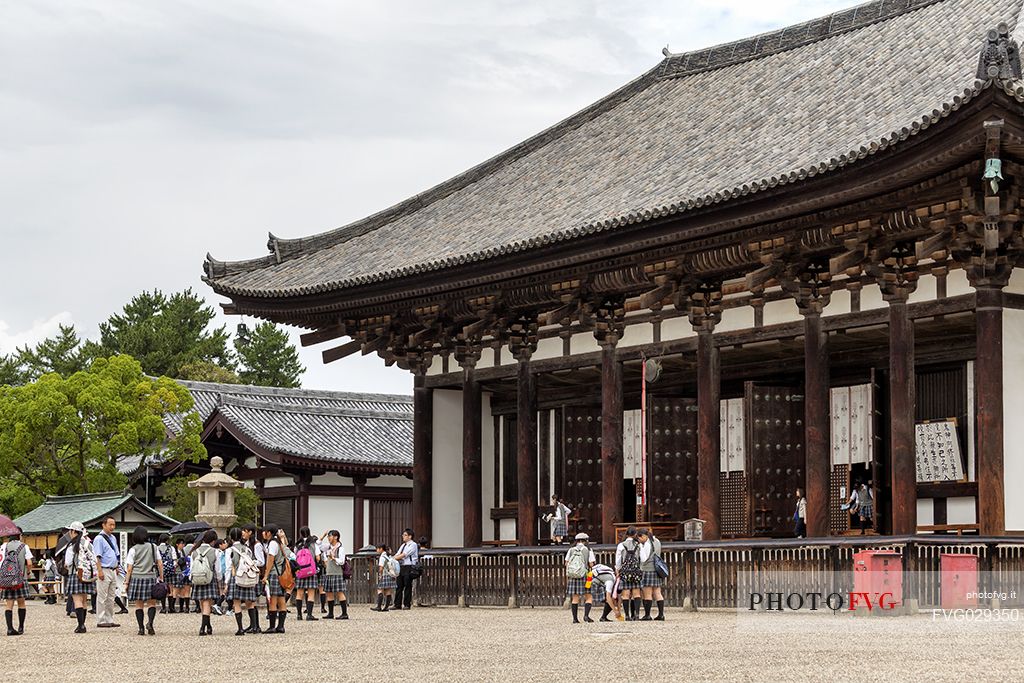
548;495;571;545
393;529;419;610
848;481;874;534
1;527;33;636
794;488;807;538
93;516;121;629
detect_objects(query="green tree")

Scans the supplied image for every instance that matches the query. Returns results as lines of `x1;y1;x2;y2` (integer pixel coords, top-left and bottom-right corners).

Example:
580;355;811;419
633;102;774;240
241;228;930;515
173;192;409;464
0;355;206;501
17;324;92;381
86;289;234;378
235;322;304;388
178;360;241;384
0;354;23;387
163;474;259;526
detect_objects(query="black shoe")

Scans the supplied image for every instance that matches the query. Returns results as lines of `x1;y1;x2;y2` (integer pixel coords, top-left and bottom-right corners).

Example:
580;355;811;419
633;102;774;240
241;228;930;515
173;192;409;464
274;625;285;634
572;619;580;624
235;628;245;636
138;627;146;636
199;629;208;636
584;617;594;623
6;629;17;637
599;616;611;622
74;626;86;633
16;627;23;635
654;615;665;621
306;615;319;621
641;615;652;621
147;625;156;635
296;613;303;621
370;607;381;612
117;609;130;615
335;614;349;620
88;610;96;614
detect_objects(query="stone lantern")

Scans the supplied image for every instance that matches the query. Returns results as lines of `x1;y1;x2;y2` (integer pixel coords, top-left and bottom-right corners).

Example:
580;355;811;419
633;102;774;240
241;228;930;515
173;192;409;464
188;456;243;536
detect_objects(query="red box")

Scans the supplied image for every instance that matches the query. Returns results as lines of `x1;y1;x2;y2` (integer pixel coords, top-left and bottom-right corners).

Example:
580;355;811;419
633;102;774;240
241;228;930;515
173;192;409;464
940;553;978;609
852;550;903;609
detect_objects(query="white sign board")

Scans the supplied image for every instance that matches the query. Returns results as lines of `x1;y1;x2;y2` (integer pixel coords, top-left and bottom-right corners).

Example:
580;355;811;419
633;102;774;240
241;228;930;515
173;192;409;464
915;420;965;482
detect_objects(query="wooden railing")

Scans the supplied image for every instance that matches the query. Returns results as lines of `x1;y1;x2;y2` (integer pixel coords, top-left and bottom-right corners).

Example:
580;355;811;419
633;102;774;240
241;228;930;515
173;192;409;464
346;535;1024;610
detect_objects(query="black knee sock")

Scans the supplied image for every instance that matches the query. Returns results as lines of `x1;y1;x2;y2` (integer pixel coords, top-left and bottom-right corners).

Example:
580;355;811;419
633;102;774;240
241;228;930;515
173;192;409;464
234;611;244;630
4;610;12;632
147;606;156;627
178;598;186;612
571;603;579;622
76;607;86;628
248;607;258;630
602;603;612;619
643;599;652;617
320;593;326;609
584;603;592;620
328;599;336;617
656;599;664;617
384;595;392;610
375;594;383;610
268;611;277;630
277;611;286;630
135;609;145;629
632;597;642;618
16;608;25;631
340;599;348;617
623;599;631;619
295;599;303;618
90;594;96;611
201;614;210;632
115;597;126;611
160;597;166;611
306;601;315;618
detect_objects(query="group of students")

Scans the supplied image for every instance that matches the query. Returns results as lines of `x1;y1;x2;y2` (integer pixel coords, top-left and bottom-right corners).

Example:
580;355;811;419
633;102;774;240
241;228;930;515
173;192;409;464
563;526;667;624
0;519;423;638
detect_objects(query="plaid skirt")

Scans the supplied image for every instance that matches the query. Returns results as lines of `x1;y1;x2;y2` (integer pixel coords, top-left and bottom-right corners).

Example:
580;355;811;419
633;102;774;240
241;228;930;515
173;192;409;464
859;503;874;520
294;573;319;590
376;573;396;590
641;569;662;588
66;575;97;596
590;581;606;602
318;573;326;591
323;574;348;593
618;574;642;590
566;577;590;596
1;586;29;599
225;577;259;603
170;573;190;588
267;572;287;597
190;576;221;601
126;577;157;602
552;519;568;537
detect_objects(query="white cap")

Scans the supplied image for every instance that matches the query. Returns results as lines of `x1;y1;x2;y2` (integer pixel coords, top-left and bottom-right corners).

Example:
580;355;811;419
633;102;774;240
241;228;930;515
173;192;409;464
66;521;85;533
574;532;589;541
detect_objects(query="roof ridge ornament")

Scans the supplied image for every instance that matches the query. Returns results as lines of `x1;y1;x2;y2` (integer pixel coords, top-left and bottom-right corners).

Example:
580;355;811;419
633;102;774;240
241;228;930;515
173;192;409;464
977;23;1021;81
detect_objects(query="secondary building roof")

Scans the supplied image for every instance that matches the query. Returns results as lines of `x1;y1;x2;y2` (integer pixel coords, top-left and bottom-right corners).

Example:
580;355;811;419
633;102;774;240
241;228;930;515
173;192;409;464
13;491;178;536
203;0;1024;300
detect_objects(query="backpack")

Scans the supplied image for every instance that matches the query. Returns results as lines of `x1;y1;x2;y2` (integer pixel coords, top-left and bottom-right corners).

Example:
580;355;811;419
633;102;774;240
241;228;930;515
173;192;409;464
342;559;353;580
620;540;642;584
234;548;260;588
385;555;400;577
54;547;70;577
190;548;214;586
566;545;589;579
0;542;26;589
295;546;316;579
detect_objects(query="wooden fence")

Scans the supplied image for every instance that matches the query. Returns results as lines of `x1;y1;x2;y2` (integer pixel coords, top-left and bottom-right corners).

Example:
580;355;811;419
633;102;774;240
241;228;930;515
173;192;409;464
345;535;1024;610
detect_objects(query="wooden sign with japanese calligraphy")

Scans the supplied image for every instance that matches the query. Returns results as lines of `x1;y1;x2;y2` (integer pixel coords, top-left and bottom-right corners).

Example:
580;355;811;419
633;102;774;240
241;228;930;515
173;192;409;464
914;419;965;482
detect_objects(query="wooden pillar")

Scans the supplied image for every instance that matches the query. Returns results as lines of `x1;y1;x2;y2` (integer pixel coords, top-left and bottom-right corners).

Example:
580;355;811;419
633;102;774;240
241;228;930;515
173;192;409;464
295;473;311;535
888;298;916;535
975;285;1005;535
353;475;366;549
412;373;433;541
516;353;538;546
803;312;830;537
696;330;721;540
461;356;483;547
600;344;624;544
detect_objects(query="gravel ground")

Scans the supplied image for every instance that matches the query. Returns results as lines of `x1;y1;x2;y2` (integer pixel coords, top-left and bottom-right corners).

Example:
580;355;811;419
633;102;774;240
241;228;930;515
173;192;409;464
6;602;1022;681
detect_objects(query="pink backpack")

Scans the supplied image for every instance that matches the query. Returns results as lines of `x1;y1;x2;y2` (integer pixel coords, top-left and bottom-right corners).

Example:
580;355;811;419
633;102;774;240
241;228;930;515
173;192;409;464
295;546;317;579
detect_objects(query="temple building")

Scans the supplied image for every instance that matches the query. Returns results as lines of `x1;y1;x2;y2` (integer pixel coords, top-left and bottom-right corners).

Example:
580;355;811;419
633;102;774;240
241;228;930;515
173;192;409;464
203;0;1024;546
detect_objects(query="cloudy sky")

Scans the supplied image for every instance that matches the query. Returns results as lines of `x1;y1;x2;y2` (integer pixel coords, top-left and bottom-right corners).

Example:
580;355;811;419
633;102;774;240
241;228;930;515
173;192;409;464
0;0;851;393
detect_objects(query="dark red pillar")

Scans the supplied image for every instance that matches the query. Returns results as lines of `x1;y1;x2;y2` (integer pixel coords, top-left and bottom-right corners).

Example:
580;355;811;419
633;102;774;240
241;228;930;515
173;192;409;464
803;312;830;537
888;299;916;535
516;354;538;546
462;360;483;547
412;374;433;541
975;286;1005;535
600;344;624;544
696;330;721;540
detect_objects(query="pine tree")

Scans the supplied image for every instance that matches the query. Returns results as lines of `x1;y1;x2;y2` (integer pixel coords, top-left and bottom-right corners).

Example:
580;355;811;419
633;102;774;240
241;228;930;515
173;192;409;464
235;322;304;388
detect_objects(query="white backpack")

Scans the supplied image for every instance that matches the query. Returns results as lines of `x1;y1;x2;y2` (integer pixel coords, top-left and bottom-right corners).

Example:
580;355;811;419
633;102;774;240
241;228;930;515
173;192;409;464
386;555;400;577
234;548;260;588
566;545;589;579
190;548;214;586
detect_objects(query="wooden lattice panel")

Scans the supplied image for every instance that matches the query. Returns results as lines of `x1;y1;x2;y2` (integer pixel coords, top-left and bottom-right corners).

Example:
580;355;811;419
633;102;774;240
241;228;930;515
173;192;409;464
647;396;698;522
719;472;748;537
562;406;603;538
745;382;805;537
830;464;850;534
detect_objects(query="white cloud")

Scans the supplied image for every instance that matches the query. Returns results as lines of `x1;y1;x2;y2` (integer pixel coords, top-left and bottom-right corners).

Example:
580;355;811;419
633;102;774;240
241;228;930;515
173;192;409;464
0;312;75;354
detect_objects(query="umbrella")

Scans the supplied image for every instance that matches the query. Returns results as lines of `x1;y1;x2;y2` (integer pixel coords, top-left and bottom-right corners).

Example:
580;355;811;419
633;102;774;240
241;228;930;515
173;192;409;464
0;514;18;537
168;520;211;535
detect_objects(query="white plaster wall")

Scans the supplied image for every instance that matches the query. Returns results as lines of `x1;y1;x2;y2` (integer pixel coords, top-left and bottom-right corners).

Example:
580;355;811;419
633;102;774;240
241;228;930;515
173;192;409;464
432;389;463;547
362;500;370;549
763;298;801;325
243;456;258;468
1006;268;1024;295
859;283;886;311
619;322;654;348
263;477;293;488
532;336;562;361
660;316;695;341
946;268;972;296
482;393;496;542
824;288;851;316
907;273;937;304
499;518;516;541
947;497;977;525
716;306;753;333
308;496;354;546
917;499;934;527
426;354;444;376
313;473;354;486
365;476;412;488
966;360;976;482
1003;309;1024;530
570;331;601;355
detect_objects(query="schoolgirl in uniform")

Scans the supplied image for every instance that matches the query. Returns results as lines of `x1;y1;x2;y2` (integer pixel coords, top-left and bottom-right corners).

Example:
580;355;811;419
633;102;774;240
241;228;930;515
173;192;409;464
225;526;259;635
172;536;192;613
373;543;396;612
564;532;596;623
41;550;57;604
292;526;321;621
63;521;98;633
614;526;643;621
637;528;665;620
261;525;293;634
123;526;164;636
589;562;619;622
156;534;176;613
1;527;33;635
547;495;571;544
191;529;220;635
318;529;349;619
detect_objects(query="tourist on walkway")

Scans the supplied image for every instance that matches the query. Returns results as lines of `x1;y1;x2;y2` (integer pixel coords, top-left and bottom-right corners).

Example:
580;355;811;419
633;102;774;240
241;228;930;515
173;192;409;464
849;481;874;534
319;529;349;619
373;543;396;612
614;526;643;621
547;495;571;544
63;522;98;633
123;526;164;636
93;516;121;628
794;488;807;538
393;528;419;610
292;527;321;621
564;532;596;623
225;525;260;635
156;534;177;613
213;538;230;616
1;527;33;636
261;525;292;633
190;530;220;636
590;561;619;621
172;537;192;613
42;549;57;604
637;528;665;620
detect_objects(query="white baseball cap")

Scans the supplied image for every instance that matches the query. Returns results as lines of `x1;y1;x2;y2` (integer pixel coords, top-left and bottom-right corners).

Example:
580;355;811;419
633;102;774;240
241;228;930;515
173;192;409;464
574;532;589;541
66;521;85;533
